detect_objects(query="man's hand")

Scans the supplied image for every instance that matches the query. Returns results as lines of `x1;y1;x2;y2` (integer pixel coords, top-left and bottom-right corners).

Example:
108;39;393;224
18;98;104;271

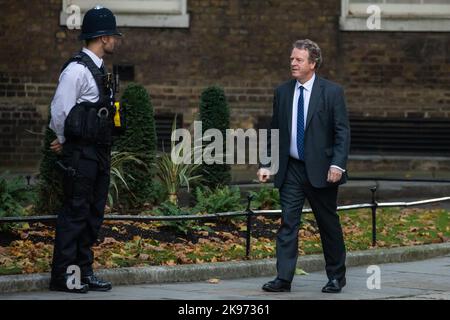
327;167;343;183
50;139;63;154
257;168;271;183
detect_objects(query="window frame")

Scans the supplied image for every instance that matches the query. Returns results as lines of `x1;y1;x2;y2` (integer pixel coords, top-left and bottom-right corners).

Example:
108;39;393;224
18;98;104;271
60;0;190;29
340;0;450;32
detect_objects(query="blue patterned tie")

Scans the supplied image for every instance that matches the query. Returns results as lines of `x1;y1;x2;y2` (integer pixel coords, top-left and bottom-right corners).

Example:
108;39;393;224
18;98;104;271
297;86;305;161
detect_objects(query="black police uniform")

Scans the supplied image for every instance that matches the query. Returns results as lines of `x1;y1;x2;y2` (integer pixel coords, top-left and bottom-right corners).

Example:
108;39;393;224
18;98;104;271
49;6;122;293
51;51;114;278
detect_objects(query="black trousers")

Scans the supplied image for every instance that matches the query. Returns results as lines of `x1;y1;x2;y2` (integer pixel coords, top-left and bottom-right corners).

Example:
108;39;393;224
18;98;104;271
51;146;110;279
276;158;346;282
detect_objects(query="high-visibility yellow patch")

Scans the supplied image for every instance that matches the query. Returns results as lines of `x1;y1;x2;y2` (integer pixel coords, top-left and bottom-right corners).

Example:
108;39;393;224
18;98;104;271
114;102;121;127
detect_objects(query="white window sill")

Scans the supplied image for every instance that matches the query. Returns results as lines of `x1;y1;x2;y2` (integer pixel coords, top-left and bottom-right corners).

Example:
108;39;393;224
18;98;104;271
60;12;190;28
340;16;450;32
60;0;190;29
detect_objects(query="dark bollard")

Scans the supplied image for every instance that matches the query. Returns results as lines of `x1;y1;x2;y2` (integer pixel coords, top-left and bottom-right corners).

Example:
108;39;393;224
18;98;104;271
26;175;31;186
370;186;378;247
245;195;255;259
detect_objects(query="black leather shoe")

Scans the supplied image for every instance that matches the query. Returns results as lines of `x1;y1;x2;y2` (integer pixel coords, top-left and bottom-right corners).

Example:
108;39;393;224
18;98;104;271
262;278;291;292
82;274;112;291
49;276;89;294
322;277;346;293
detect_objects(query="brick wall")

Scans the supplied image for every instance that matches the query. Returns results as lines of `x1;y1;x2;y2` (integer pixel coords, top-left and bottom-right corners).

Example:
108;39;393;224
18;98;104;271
340;32;450;119
0;0;449;170
0;72;53;170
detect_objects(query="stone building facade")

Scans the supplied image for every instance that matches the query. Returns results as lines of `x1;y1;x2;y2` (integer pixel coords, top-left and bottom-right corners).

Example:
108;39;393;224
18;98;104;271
1;0;449;171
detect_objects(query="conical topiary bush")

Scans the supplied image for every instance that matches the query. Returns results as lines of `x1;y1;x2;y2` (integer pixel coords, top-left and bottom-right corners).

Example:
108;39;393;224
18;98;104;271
199;86;231;188
114;83;157;209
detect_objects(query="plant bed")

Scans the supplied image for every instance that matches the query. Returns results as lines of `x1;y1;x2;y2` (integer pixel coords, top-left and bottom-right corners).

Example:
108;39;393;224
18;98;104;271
0;207;448;276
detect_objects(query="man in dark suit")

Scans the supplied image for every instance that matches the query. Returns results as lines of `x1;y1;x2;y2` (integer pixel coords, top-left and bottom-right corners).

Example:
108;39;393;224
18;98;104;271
257;39;350;293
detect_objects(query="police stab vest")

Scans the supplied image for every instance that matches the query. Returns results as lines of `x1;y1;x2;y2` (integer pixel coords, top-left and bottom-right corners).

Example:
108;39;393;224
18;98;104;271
62;51;123;146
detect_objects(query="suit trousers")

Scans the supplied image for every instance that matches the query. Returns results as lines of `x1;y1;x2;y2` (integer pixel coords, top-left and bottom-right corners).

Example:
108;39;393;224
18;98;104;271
276;157;346;282
51;146;110;279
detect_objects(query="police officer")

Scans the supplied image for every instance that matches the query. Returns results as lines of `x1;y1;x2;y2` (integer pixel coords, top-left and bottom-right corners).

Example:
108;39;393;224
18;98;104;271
49;6;122;293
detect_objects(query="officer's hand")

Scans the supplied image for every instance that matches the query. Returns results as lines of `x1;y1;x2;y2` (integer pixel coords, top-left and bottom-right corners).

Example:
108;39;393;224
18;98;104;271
327;167;343;183
257;168;271;183
50;139;63;154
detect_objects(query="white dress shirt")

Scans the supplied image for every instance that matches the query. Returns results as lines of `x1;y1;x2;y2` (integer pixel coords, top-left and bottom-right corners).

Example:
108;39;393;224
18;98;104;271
289;73;344;172
49;48;104;144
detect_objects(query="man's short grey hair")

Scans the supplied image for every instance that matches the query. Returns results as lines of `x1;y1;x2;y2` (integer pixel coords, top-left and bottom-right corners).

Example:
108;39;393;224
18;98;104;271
293;39;322;70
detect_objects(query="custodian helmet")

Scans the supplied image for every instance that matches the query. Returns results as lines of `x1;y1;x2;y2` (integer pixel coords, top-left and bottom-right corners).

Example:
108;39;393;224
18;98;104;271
79;6;122;40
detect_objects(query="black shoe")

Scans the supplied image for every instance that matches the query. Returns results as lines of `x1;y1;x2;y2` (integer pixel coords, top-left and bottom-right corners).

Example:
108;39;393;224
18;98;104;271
49;276;89;294
82;274;112;292
262;278;291;292
322;277;346;293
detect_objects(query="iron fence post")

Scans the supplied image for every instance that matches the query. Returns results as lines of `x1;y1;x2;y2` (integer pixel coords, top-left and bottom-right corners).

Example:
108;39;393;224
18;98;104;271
370;186;378;247
245;195;254;259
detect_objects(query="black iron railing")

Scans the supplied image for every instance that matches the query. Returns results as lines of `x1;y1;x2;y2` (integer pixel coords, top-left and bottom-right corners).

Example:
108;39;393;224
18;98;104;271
1;187;449;258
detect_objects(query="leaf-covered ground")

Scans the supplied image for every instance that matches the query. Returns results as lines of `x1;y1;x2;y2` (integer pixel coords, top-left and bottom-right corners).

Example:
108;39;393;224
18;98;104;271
0;208;448;275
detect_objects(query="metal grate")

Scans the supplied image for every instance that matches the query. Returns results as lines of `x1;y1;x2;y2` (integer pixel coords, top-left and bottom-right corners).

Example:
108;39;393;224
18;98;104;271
350;117;450;155
257;116;450;155
154;113;183;152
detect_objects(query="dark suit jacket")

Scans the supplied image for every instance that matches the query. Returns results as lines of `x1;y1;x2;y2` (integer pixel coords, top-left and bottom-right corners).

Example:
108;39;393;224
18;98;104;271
264;76;351;189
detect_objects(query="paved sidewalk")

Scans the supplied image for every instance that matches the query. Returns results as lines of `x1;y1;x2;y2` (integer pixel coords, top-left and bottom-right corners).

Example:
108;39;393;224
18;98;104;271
1;254;449;300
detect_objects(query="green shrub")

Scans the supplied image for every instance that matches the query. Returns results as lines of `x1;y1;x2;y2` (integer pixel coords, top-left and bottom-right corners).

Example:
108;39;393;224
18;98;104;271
199;86;231;188
148;179;166;207
249;186;280;210
194;185;243;214
0;173;35;218
0;173;36;231
154;201;206;235
35;113;64;215
108;151;149;210
155;151;203;205
154;119;203;205
114;83;157;208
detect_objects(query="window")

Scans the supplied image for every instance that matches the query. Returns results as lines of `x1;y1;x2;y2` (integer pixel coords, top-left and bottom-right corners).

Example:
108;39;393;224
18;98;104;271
340;0;450;32
61;0;190;28
113;65;135;82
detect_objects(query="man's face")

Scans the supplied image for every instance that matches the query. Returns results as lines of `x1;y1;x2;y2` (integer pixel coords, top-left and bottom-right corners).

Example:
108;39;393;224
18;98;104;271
290;48;316;83
102;35;121;55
